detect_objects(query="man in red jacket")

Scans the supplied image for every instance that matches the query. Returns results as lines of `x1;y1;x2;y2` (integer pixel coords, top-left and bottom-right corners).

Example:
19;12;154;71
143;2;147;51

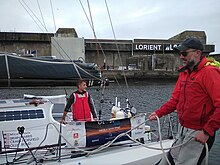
61;79;97;123
148;38;220;165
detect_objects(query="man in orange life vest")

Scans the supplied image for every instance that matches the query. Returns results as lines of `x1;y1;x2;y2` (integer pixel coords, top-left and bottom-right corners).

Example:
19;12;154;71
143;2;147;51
60;79;97;123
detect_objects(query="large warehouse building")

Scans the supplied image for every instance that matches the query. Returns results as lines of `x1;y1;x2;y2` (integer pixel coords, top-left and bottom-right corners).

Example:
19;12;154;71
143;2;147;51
0;28;215;74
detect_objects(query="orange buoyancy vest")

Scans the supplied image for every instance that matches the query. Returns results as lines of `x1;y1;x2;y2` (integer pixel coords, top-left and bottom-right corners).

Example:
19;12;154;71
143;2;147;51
71;92;92;121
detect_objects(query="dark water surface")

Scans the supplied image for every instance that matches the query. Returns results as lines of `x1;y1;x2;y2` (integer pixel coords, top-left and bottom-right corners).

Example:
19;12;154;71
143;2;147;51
0;80;219;164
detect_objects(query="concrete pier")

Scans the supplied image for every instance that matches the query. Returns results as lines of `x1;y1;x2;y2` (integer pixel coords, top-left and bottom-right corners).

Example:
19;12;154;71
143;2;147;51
102;70;179;81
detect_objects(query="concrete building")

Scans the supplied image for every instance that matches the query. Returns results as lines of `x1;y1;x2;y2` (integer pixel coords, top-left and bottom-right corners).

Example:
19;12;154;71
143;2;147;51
0;28;216;80
0;31;53;56
51;28;85;60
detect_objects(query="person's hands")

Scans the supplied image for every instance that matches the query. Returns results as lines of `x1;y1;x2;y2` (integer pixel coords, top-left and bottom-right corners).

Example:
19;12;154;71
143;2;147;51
194;130;209;144
148;112;158;121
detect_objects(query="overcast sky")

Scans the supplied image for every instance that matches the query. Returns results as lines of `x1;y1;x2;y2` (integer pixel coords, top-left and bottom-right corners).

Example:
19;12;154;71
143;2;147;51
0;0;220;53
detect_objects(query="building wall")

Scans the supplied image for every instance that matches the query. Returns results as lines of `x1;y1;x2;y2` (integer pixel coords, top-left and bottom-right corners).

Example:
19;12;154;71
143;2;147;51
0;32;52;56
0;30;215;72
85;39;132;69
51;37;85;60
169;30;206;45
85;50;132;69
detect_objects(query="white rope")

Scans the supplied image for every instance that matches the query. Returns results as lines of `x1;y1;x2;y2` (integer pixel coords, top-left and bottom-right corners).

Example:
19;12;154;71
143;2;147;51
156;115;171;165
205;143;209;165
24;115;209;165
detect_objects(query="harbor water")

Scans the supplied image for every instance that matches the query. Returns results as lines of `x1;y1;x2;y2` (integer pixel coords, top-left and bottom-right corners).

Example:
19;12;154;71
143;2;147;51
0;80;219;164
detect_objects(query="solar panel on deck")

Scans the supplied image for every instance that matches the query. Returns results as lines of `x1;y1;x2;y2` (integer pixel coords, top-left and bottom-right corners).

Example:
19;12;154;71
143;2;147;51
13;99;30;103
0;112;5;121
14;114;21;120
13;111;21;120
29;110;37;119
0;109;44;121
0;100;7;104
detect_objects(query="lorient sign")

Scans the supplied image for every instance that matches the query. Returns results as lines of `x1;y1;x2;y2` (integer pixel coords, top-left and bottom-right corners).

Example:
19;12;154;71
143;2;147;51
134;43;178;51
135;44;162;51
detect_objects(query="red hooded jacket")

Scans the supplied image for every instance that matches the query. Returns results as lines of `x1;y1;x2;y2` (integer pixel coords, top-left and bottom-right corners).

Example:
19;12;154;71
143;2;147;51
155;57;220;136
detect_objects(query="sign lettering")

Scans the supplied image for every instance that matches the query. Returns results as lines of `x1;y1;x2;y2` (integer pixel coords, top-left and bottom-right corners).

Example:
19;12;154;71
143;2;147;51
134;43;179;52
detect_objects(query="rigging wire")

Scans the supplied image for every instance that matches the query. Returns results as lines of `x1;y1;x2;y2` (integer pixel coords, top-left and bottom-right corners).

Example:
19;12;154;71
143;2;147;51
17;0;101;80
78;0;120;88
85;0;103;63
87;0;95;36
78;0;107;65
104;0;129;97
18;0;45;32
48;0;76;65
86;0;101;69
37;0;72;61
50;0;57;32
78;0;132;109
37;0;47;31
19;0;67;60
21;0;48;32
18;0;63;58
78;0;128;118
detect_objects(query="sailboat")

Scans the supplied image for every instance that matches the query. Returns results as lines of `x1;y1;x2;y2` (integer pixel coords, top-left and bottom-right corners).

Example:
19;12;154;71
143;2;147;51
0;1;175;165
0;51;103;87
0;94;174;165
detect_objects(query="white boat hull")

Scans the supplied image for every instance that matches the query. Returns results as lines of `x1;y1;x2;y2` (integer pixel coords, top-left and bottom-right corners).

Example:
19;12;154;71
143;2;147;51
0;95;174;165
1;139;173;165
